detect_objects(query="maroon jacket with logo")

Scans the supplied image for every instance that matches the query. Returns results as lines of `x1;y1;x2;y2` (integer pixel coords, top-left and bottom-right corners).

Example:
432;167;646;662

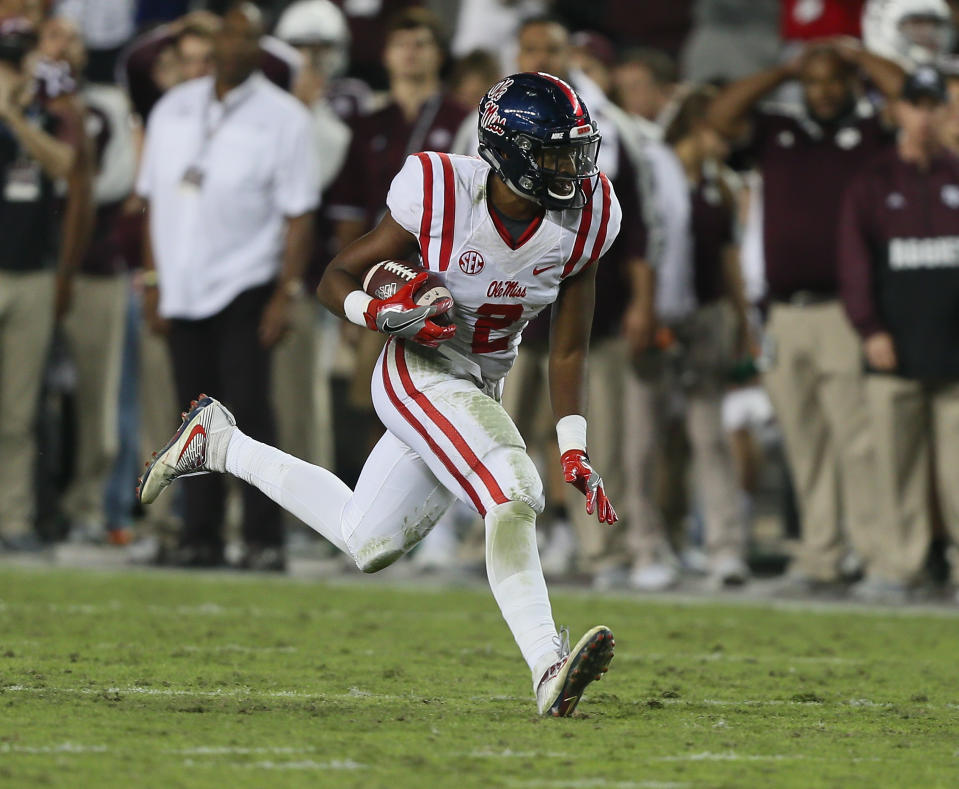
839;147;959;380
746;105;892;299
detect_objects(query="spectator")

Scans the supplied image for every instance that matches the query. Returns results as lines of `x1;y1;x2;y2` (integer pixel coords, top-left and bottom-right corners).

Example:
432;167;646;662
569;30;616;97
39;16;135;543
118;10;299;121
862;0;954;68
328;6;465;243
839;66;959;601
0;18;90;551
612;47;678;132
450;0;547;75
55;0;135;83
275;0;371;122
326;6;467;457
619;86;750;590
326;0;425;89
448;48;501;110
175;21;217;82
681;0;780;83
708;40;904;589
137;2;319;569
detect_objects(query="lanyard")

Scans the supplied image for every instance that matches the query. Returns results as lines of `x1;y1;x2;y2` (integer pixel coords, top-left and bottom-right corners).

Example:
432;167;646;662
187;79;257;173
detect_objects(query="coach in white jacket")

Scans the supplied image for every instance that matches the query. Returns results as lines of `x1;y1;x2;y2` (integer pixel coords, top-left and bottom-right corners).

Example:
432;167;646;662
137;3;319;570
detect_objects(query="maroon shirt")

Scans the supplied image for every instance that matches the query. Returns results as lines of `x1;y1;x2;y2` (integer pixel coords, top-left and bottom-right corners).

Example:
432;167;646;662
690;172;734;305
327;93;468;231
591;144;647;341
748;107;892;300
839;148;959;380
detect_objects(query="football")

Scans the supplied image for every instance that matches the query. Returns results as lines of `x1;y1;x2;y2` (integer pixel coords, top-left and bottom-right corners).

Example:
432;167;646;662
362;259;455;325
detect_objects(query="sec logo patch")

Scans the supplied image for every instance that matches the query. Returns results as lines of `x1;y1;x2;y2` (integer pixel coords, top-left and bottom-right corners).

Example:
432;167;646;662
459;250;485;275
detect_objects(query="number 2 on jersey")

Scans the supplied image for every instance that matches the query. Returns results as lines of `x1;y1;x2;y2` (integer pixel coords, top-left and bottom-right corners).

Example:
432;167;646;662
471;303;524;354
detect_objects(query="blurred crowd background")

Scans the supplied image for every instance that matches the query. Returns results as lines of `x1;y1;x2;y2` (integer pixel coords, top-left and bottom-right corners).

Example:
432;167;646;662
2;0;959;604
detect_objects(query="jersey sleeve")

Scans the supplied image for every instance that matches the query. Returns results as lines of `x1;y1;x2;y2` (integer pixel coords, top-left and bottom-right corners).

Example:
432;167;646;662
561;172;622;279
385;153;429;236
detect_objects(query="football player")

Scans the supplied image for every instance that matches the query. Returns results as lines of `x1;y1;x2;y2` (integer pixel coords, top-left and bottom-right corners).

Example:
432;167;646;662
138;73;621;717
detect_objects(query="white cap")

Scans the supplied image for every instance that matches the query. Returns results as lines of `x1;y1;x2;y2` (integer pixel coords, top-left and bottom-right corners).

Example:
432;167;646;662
275;0;349;46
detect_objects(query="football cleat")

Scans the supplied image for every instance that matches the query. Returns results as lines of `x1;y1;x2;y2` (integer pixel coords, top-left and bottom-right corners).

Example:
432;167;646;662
536;625;615;717
136;394;236;505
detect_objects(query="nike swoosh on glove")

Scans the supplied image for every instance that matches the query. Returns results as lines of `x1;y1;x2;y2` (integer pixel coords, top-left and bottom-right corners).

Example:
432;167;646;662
364;271;456;347
560;449;618;525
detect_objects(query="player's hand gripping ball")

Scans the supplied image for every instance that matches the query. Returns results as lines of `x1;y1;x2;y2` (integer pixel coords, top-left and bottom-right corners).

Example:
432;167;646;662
362;260;456;347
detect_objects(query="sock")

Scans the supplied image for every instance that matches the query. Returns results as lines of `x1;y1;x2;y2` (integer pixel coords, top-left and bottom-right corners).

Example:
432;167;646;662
484;501;558;684
225;429;351;554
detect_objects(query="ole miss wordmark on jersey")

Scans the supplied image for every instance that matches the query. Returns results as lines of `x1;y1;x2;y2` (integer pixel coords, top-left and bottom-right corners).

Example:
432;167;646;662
386;152;622;380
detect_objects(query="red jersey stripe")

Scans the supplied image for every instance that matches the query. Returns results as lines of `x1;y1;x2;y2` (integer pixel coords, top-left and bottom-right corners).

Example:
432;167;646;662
415;153;434;270
394;342;509;509
562;178;595;277
381;341;486;515
587;173;612;264
437;153;456;271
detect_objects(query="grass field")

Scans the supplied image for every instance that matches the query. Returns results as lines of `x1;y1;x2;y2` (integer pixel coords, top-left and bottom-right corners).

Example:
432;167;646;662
1;564;958;788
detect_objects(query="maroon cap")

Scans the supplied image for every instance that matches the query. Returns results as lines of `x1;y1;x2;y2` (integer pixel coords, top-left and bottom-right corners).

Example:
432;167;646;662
570;30;616;69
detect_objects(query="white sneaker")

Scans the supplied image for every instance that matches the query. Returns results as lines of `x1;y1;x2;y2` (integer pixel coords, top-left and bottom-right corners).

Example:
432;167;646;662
137;394;236;505
629;562;679;591
711;555;750;587
535;625;615;717
539;520;576;577
849;576;909;605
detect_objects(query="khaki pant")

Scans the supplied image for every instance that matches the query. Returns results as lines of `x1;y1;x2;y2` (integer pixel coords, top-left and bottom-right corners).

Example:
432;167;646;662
138;318;180;537
866;376;959;584
271;296;335;531
271;296;324;466
762;301;877;580
61;274;128;528
0;269;55;537
621;301;745;569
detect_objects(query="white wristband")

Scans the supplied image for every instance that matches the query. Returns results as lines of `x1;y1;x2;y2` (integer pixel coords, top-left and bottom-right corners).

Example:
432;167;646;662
344;290;374;327
556;414;587;454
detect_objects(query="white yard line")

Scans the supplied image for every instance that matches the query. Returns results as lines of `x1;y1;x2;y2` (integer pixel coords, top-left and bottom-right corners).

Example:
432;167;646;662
622;652;862;665
467;749;567;759
510;781;693;789
0;743;109;754
182;758;366;770
0;684;410;702
654;752;803;762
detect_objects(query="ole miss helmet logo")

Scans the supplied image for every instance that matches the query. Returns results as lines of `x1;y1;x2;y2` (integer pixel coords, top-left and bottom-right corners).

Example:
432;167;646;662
480;77;514;136
459;250;485;274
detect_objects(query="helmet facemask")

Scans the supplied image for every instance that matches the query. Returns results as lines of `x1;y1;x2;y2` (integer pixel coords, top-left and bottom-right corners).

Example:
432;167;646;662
504;128;600;210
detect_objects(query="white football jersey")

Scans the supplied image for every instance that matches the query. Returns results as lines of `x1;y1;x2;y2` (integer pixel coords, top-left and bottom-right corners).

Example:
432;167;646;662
386;152;622;380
